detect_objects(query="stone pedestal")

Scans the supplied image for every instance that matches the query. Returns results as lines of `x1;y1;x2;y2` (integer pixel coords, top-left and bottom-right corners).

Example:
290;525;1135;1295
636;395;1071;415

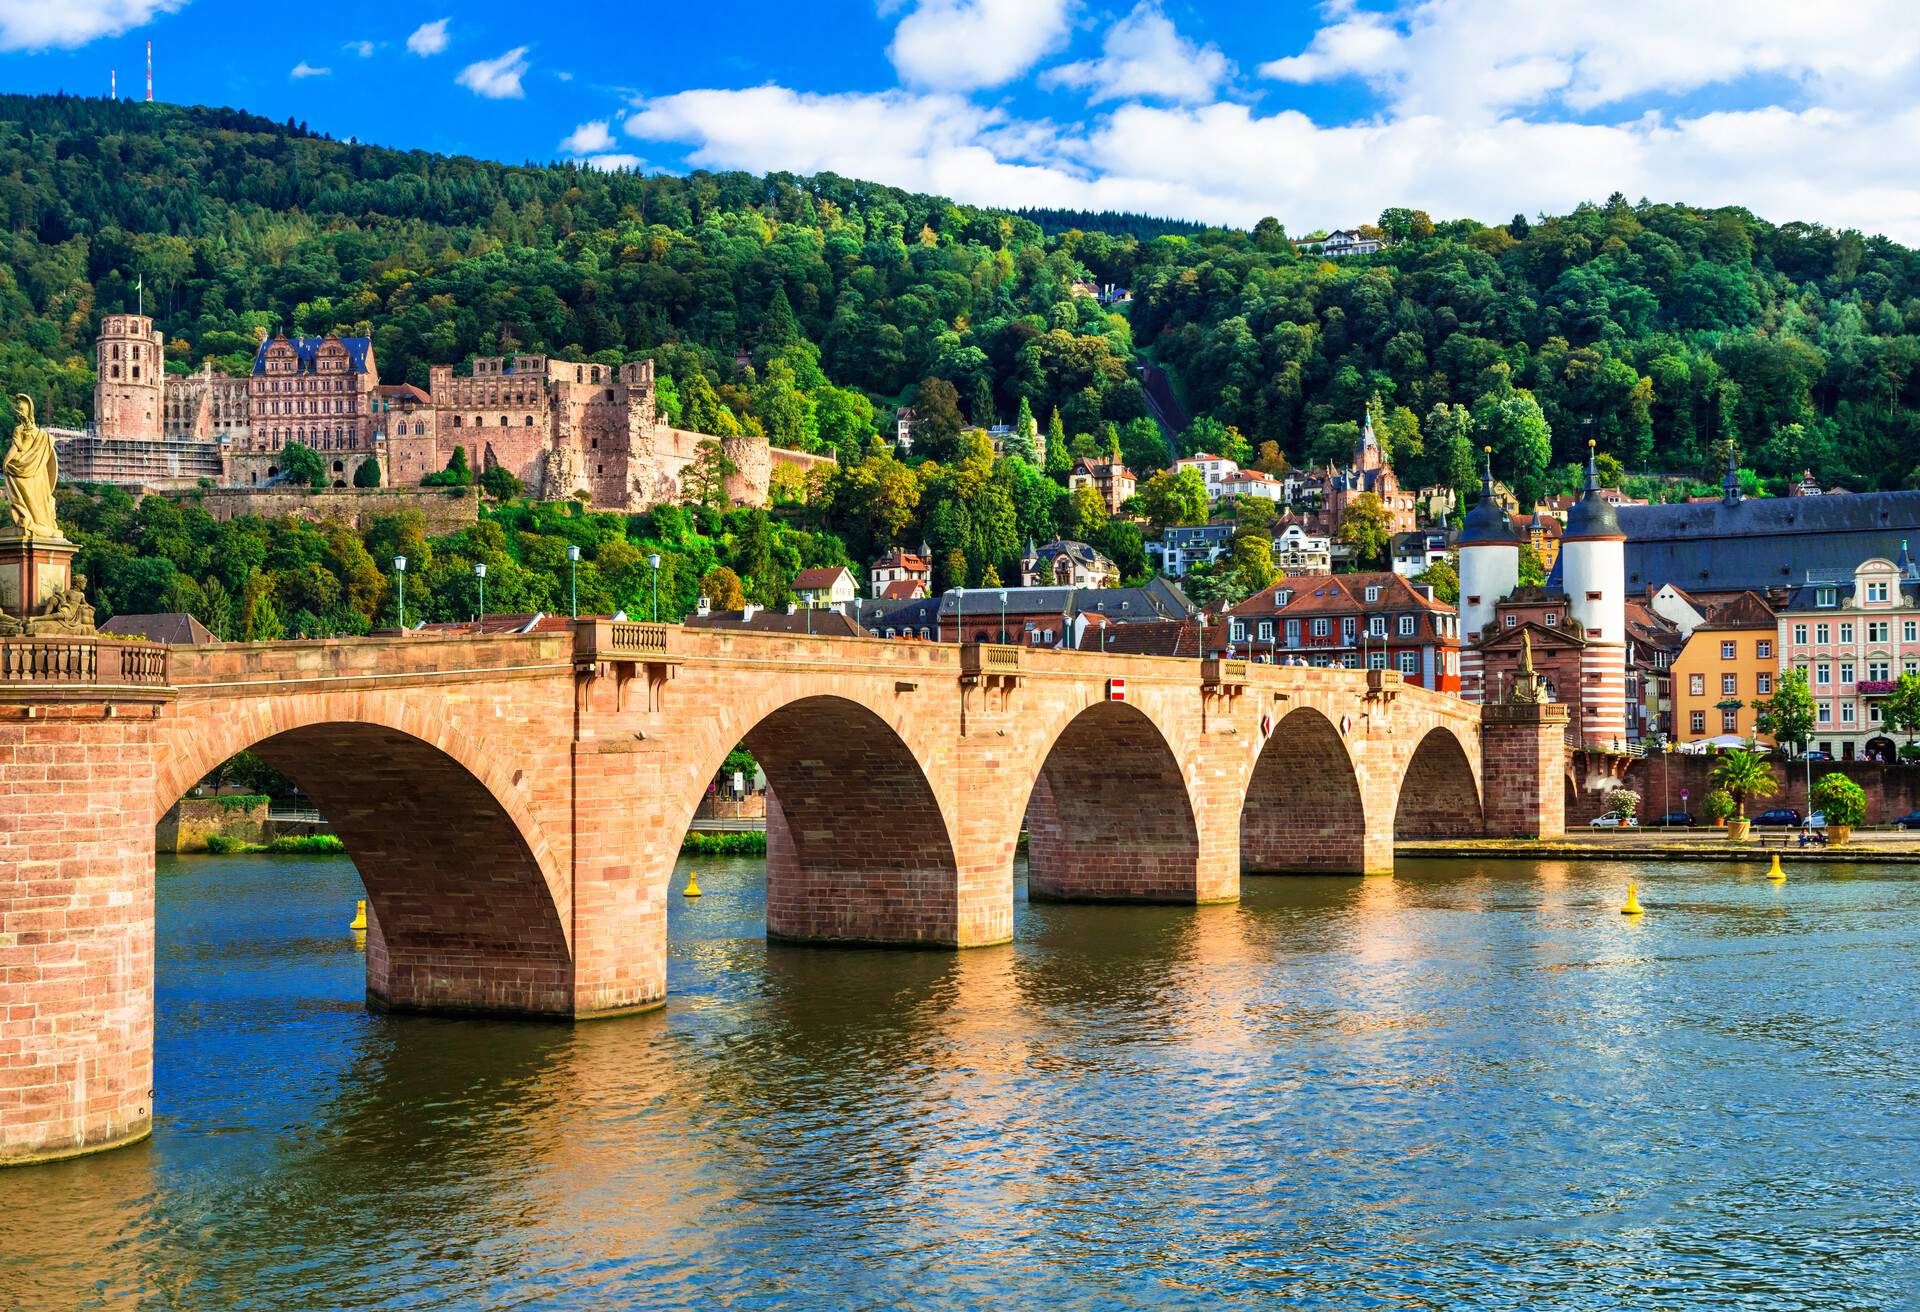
0;530;75;619
1480;701;1572;839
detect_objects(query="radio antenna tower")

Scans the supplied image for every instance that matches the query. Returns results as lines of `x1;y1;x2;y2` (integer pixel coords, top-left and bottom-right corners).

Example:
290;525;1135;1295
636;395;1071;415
111;70;117;101
146;42;153;102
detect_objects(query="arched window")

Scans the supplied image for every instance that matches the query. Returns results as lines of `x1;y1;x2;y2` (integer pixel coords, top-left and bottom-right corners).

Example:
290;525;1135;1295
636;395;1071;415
452;415;462;428
414;421;425;435
524;415;534;426
499;415;508;426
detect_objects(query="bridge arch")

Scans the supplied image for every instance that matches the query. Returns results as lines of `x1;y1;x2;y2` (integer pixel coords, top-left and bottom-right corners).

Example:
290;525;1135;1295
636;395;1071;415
1241;706;1370;874
1023;699;1201;902
157;699;573;1015
1393;725;1484;838
681;691;966;946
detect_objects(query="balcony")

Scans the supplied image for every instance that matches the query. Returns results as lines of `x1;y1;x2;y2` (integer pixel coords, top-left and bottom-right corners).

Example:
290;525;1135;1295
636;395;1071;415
1858;679;1898;694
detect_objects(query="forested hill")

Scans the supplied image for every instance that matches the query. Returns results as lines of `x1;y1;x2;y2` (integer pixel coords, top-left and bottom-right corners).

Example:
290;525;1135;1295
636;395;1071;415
0;91;1917;507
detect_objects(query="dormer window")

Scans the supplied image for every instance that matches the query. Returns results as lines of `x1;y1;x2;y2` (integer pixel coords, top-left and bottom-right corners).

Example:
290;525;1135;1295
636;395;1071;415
1866;581;1889;603
1816;587;1838;608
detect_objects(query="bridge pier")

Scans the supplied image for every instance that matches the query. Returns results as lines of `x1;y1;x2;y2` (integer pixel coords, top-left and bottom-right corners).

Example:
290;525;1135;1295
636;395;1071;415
0;692;169;1166
1479;702;1571;839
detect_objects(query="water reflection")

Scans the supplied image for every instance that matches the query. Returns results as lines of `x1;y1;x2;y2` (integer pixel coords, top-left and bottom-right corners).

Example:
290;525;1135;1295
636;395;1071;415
1;853;1916;1309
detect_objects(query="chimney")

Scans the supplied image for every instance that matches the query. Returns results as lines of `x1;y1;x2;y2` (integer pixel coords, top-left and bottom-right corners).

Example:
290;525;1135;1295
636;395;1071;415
786;602;799;615
742;603;758;622
696;595;711;618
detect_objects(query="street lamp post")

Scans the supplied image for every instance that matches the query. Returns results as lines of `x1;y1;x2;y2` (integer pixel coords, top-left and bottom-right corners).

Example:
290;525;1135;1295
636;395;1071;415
954;587;964;644
473;562;486;624
393;555;407;629
648;553;661;622
998;590;1008;645
567;544;580;619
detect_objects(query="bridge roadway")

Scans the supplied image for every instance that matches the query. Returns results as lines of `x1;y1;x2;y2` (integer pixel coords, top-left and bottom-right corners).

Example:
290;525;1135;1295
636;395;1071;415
0;622;1568;1164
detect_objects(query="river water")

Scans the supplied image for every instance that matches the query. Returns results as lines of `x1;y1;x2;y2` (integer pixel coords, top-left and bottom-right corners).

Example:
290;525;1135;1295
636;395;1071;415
3;854;1917;1310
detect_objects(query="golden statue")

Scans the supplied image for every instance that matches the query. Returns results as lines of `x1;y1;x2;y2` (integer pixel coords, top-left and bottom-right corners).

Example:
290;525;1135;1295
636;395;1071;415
2;394;60;539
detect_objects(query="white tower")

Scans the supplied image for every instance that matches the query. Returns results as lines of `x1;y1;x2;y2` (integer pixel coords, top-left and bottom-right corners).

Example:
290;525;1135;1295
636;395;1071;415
1561;440;1628;749
1456;446;1520;703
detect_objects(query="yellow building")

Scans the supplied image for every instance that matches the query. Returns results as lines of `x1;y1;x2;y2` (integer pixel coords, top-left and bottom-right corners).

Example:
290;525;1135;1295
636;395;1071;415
1672;591;1778;746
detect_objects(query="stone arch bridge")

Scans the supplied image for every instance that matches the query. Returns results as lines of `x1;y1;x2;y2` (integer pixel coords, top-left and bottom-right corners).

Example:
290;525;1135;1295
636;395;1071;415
0;623;1566;1164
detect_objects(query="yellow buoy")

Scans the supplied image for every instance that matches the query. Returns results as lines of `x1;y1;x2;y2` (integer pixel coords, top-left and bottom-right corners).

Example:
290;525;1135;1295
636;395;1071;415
683;871;702;898
1620;882;1644;916
1768;852;1786;882
349;898;367;931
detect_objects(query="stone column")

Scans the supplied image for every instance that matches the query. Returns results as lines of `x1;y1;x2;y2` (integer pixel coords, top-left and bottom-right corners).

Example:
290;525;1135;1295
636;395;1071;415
0;678;172;1165
1480;701;1571;839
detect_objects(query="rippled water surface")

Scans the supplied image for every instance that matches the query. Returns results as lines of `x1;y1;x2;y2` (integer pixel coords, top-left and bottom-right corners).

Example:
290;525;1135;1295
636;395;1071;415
3;854;1918;1310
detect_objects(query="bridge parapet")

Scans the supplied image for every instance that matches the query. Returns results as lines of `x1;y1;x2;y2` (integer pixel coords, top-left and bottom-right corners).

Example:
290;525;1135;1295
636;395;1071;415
0;636;170;694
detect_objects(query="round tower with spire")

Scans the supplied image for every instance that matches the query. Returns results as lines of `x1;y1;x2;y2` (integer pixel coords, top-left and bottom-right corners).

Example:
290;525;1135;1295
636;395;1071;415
1561;439;1628;748
1456;445;1520;702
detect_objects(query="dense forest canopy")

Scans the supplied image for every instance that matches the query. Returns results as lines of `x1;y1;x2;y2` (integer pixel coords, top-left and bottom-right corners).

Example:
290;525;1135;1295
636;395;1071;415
0;92;1917;630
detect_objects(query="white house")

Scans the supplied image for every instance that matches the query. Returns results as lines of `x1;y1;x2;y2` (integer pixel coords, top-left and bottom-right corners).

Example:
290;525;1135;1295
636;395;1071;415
1174;453;1239;499
1217;469;1288;503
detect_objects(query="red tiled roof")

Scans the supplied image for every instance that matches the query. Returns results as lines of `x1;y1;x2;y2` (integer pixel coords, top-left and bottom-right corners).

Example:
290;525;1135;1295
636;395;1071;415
1230;571;1449;619
1696;590;1776;631
879;580;924;600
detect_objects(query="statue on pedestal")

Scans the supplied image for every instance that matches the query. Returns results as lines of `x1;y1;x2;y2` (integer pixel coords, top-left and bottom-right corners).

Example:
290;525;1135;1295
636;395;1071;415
1508;629;1549;705
3;393;59;539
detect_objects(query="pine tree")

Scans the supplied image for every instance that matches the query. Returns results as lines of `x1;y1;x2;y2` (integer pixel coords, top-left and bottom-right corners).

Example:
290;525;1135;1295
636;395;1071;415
1045;407;1071;478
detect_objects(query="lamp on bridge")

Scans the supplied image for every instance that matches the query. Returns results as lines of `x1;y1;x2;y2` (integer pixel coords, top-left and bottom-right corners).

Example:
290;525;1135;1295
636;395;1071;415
393;555;407;629
567;544;580;619
648;553;660;622
473;562;487;624
998;590;1008;645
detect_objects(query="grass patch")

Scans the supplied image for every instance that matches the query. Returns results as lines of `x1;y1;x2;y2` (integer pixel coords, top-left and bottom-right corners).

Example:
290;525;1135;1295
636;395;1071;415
682;830;766;856
202;833;347;855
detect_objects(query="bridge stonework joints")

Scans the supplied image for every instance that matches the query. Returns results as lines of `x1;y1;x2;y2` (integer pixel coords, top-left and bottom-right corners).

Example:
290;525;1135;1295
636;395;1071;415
0;626;1563;1165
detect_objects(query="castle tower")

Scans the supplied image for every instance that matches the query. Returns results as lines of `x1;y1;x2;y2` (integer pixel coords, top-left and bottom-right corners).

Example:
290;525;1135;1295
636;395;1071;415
1561;440;1629;749
1356;409;1382;472
1456;445;1520;703
94;313;166;442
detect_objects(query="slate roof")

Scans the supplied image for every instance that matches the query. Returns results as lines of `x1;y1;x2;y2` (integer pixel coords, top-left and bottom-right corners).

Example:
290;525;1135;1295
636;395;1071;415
684;608;863;636
1082;618;1212;657
1618;491;1920;591
1230;571;1448;619
253;336;374;376
792;566;853;591
100;612;215;644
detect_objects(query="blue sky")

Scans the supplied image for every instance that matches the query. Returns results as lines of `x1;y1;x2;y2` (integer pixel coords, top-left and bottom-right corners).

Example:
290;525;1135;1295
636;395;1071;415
6;1;1920;240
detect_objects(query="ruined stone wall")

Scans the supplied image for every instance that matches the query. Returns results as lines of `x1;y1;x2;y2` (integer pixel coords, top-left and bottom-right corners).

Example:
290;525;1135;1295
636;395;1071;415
180;486;480;533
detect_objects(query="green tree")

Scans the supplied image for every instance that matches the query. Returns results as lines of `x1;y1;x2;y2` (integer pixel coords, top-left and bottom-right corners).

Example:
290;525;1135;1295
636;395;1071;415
682;439;738;511
1412;556;1458;604
1338;492;1392;568
1229;532;1277;596
1710;747;1778;818
1132;467;1208;528
1879;672;1920;751
422;445;473;487
1753;667;1816;755
1811;774;1868;829
911;376;966;463
479;465;523;500
352;458;382;489
279;442;327;490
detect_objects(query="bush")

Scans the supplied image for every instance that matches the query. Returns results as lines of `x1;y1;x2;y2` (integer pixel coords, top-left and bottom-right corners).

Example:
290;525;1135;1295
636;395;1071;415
1900;744;1920;763
202;833;242;853
353;458;382;488
1811;774;1868;827
480;465;524;500
681;830;766;856
1604;787;1640;821
264;834;347;854
207;793;269;812
1703;789;1735;823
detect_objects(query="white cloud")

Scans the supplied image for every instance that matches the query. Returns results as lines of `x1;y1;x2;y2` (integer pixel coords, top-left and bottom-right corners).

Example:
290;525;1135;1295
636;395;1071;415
583;153;644;172
457;46;530;99
343;39;376;58
1042;2;1231;105
559;120;617;154
406;17;450;57
1261;0;1920;119
888;0;1073;91
0;0;184;52
625;84;1920;243
290;62;331;79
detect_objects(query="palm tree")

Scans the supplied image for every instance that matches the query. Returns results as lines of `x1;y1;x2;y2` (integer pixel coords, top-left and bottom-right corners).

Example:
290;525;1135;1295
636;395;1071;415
1710;747;1778;818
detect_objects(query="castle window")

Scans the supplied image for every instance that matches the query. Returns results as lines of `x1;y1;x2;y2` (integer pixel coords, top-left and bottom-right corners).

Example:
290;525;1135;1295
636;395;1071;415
525;416;534;426
132;366;140;379
576;366;583;382
596;464;604;475
111;366;120;379
499;416;509;426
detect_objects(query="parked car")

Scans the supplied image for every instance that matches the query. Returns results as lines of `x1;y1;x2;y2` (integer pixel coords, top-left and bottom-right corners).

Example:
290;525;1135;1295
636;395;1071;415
1892;810;1920;830
1753;808;1801;827
1652;811;1695;827
1801;812;1827;829
1590;813;1639;828
1803;750;1832;761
